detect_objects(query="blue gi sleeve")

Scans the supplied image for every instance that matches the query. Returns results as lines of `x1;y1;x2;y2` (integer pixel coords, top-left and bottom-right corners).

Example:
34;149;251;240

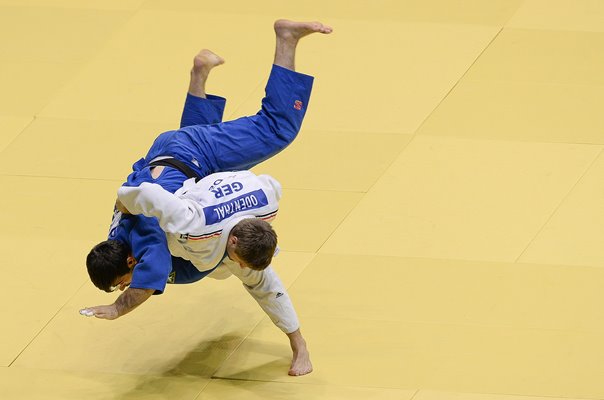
128;215;172;294
180;93;227;128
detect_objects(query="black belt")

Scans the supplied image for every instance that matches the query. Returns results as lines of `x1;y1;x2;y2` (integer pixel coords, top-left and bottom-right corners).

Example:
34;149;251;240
148;157;202;182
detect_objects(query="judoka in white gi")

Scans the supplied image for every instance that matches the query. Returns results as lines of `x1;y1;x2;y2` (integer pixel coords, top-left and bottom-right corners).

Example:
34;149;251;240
117;171;312;375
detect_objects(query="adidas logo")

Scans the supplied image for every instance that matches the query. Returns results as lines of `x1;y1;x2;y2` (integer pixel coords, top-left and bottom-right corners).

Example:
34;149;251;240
276;292;284;298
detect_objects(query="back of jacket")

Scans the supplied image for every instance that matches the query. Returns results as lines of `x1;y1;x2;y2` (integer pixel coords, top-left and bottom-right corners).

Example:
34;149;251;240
118;170;281;271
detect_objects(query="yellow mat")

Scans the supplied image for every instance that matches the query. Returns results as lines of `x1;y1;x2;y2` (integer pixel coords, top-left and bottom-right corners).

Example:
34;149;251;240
1;1;603;400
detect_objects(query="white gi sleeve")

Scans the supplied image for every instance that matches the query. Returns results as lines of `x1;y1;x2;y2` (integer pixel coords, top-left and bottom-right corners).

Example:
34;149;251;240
117;182;204;234
224;261;300;334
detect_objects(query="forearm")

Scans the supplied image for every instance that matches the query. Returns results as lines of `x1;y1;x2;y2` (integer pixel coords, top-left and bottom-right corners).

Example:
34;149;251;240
81;287;155;320
114;287;155;317
232;265;300;333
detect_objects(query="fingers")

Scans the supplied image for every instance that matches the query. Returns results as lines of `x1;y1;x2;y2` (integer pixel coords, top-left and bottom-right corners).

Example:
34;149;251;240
79;308;95;317
79;305;118;320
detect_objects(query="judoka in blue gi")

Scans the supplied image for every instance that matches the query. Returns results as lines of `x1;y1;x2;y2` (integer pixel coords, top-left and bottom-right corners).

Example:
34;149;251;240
82;20;333;376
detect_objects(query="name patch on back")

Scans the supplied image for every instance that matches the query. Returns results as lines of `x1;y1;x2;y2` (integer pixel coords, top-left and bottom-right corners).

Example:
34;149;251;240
203;189;269;225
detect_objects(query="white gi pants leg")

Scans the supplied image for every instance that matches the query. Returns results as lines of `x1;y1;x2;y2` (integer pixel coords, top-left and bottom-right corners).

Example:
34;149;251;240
207;259;300;334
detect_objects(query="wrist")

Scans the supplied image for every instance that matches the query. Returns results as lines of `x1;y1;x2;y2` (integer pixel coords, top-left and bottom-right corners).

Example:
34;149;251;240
113;302;124;318
287;329;307;349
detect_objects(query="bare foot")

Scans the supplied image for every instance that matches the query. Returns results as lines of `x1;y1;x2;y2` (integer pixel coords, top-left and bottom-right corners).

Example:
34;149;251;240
273;20;332;70
189;49;224;97
192;49;225;75
274;19;333;44
289;348;313;376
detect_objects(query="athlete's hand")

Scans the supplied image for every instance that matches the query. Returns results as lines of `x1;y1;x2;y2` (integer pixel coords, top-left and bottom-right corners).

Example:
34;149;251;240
115;199;131;215
80;304;120;320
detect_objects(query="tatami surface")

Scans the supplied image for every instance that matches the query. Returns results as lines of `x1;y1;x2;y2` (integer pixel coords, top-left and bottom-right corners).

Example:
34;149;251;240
0;1;603;399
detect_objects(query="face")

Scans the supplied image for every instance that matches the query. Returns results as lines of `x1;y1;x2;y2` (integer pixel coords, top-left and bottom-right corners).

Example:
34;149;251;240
109;271;133;292
109;255;136;292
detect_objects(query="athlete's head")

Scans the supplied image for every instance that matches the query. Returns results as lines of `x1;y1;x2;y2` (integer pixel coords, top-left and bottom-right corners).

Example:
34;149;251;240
227;218;277;271
86;240;136;292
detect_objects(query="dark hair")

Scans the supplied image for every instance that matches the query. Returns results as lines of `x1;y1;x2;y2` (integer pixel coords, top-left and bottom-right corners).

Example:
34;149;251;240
231;218;277;271
86;240;131;292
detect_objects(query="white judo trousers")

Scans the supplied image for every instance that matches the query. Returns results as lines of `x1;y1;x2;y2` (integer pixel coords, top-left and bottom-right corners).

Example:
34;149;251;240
118;171;299;333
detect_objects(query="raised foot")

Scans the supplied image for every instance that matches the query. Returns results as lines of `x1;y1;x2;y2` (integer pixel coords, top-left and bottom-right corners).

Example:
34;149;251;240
192;49;225;74
274;19;333;42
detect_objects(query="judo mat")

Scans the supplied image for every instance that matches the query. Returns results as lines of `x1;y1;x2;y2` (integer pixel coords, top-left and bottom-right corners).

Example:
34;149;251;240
1;1;604;399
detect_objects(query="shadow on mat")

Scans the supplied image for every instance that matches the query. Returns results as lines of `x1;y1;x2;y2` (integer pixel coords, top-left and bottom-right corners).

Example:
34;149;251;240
113;333;293;399
112;333;242;399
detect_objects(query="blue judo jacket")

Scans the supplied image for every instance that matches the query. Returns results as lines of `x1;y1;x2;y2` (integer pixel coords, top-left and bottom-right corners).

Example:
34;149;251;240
106;65;314;294
108;93;226;293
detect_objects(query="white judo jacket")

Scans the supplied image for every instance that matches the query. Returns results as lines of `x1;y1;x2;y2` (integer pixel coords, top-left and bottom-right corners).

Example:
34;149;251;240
117;171;299;333
118;171;281;271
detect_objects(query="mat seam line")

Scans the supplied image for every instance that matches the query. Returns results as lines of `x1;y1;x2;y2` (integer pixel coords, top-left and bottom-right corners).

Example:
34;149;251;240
514;146;604;263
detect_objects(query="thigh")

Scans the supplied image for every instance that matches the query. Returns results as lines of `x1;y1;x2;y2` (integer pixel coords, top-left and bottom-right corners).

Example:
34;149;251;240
208;115;296;171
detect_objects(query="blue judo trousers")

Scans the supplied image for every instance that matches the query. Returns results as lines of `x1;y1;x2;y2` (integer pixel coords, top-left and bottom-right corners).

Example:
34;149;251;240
109;65;314;293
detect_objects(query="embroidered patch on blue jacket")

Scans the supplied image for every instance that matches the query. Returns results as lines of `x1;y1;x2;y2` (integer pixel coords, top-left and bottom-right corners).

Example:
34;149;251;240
203;189;269;225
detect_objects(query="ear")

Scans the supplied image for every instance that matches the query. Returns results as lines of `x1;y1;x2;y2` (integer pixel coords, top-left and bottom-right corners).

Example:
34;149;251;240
229;235;238;246
126;255;137;269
